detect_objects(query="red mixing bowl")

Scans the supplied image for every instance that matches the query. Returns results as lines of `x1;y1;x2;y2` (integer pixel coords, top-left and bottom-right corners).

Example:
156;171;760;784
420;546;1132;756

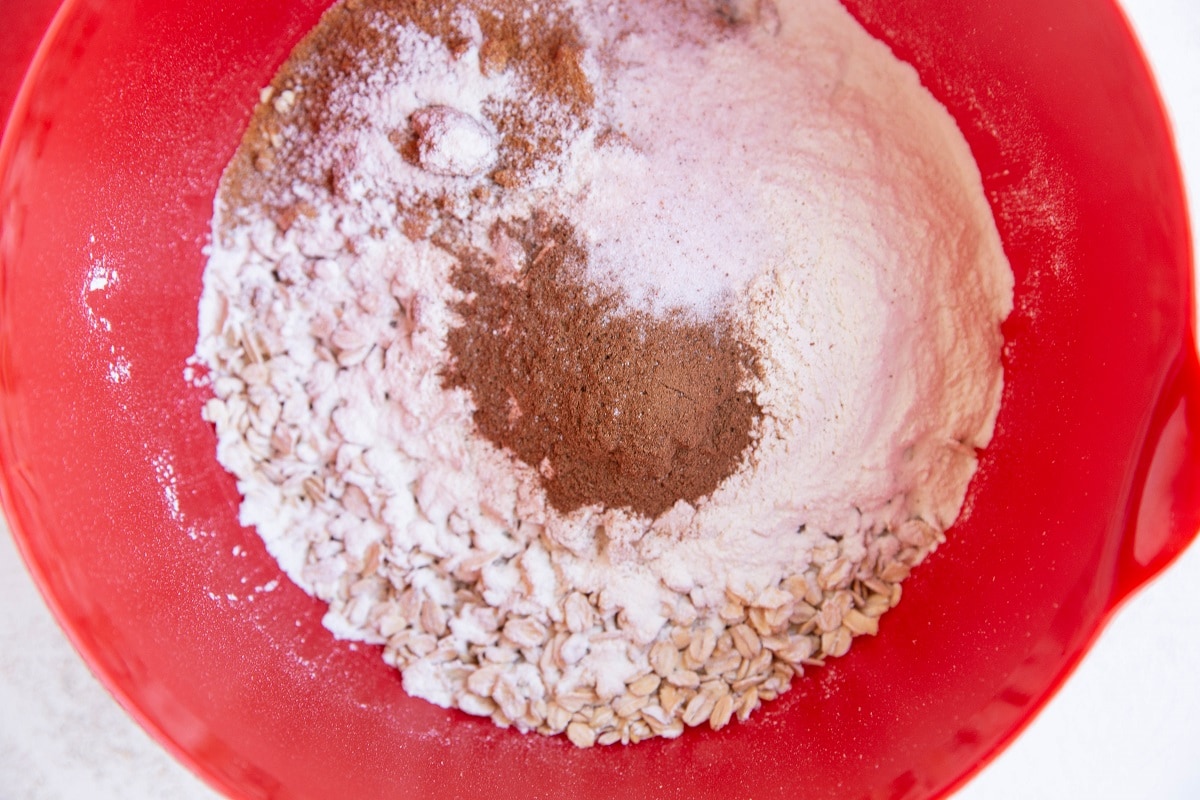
1;1;1196;798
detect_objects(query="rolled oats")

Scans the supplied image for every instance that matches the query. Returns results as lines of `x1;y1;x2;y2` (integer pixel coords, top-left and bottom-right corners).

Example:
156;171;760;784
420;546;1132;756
666;669;702;690
627;673;662;698
842;608;879;637
682;693;718;728
730;624;762;659
614;692;651;718
709;694;735;730
566;721;597;749
649;641;680;677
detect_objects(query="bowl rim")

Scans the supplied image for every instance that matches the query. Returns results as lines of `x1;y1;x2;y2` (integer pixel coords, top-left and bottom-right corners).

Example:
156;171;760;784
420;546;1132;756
1;1;1197;798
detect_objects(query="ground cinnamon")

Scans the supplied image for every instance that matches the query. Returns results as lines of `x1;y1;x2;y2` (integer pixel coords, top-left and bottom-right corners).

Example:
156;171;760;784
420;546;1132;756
444;213;761;518
222;0;592;227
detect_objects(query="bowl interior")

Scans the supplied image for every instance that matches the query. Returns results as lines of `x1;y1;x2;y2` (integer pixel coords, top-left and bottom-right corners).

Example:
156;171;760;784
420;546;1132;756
0;0;1193;798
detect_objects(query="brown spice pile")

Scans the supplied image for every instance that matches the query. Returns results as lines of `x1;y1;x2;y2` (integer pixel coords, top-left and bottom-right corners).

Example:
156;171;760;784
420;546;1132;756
444;213;761;517
222;0;594;228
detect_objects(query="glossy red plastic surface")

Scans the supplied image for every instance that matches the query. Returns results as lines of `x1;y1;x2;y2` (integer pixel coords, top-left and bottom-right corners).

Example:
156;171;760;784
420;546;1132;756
0;1;1195;798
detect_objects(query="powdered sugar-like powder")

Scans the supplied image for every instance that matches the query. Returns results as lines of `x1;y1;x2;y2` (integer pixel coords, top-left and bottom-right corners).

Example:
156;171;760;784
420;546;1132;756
196;0;1012;745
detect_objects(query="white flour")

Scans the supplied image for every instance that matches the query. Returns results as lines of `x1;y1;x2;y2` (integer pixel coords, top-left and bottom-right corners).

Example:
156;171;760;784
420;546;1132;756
196;0;1012;744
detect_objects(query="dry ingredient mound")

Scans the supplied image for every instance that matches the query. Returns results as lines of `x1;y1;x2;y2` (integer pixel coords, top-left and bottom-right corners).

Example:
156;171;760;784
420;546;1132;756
196;0;1014;747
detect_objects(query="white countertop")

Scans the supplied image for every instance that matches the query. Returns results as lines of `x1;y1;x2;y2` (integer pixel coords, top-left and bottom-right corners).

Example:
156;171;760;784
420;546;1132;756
1;1;1197;797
